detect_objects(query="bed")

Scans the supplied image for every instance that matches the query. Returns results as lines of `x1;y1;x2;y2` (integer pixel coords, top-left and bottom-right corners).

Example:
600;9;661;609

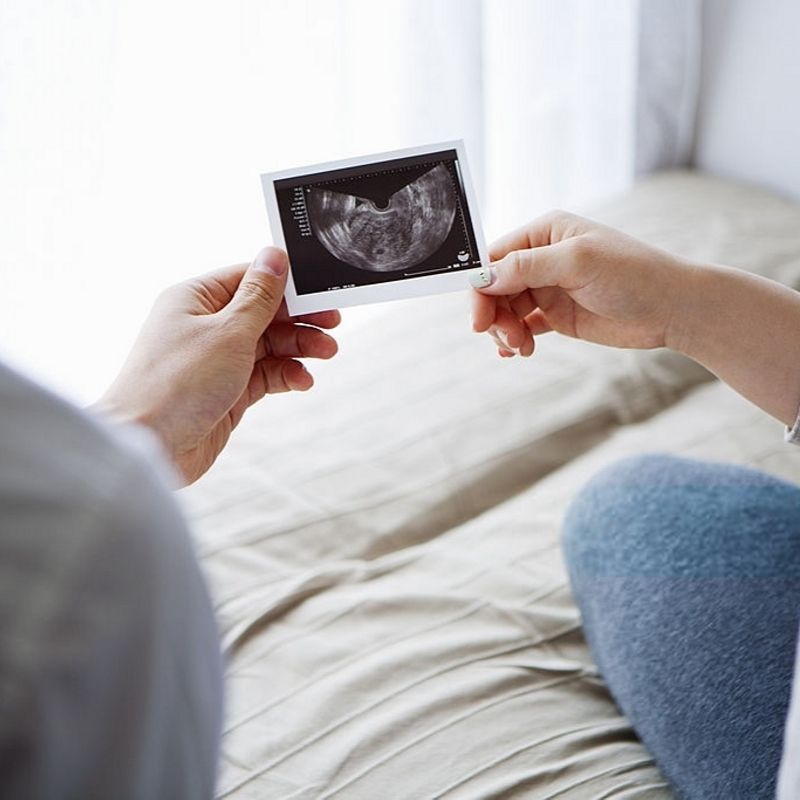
180;169;800;798
175;0;800;793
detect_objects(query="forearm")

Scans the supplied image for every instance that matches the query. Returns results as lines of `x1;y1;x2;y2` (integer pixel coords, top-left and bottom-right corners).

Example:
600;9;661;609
669;263;800;426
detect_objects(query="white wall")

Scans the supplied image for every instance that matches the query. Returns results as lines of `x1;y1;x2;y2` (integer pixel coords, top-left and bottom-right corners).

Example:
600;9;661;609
694;0;800;201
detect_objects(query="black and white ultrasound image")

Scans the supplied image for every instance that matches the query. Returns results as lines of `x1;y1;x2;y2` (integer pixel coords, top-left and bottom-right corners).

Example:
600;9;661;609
275;149;481;296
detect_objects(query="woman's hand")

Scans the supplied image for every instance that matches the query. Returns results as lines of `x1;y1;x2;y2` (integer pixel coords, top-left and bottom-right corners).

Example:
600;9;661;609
96;247;341;485
470;210;800;428
470;211;693;357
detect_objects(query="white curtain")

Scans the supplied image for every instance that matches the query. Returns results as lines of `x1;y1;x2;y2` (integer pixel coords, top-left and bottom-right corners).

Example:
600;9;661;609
1;0;652;403
481;0;639;235
635;0;703;175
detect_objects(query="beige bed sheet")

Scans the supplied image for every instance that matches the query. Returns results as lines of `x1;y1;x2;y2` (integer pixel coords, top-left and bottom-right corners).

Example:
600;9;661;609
180;170;800;798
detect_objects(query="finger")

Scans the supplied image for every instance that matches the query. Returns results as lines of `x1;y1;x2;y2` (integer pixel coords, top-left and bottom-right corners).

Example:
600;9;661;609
488;210;585;261
508;293;538;356
492;304;531;350
508;291;538;321
520;337;535;357
489;324;535;358
226;247;289;337
525;309;554;336
488;330;515;358
259;324;338;360
517;328;535;357
489;220;551;263
282;359;314;391
294;309;342;329
269;297;292;323
247;357;313;402
162;261;249;314
471;290;497;333
195;262;249;304
488;329;505;349
473;239;576;296
272;302;342;329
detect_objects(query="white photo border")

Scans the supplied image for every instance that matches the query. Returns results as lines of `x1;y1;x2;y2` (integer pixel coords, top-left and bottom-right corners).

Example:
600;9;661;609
261;140;489;316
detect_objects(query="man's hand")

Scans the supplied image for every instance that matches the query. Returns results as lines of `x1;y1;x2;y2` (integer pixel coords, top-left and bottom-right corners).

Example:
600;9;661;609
96;247;340;485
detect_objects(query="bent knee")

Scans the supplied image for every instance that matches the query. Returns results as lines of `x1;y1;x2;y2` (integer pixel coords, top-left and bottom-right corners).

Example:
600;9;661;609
562;453;681;580
562;453;800;581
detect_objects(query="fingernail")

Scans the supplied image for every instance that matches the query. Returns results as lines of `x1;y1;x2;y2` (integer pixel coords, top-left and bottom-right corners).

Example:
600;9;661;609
490;328;520;356
254;248;287;277
468;264;496;289
495;330;514;351
298;364;313;388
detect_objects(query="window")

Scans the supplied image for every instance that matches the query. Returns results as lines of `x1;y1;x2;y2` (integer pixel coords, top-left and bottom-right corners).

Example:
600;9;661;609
0;0;638;402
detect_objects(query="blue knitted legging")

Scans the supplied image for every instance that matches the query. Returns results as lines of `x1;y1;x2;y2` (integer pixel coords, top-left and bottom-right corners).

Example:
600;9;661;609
563;454;800;799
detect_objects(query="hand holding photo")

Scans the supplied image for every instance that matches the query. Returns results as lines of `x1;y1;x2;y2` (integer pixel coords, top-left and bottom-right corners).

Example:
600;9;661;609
261;141;489;315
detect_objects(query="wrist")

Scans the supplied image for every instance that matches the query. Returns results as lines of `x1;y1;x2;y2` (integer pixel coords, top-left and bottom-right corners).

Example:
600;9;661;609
663;259;717;358
91;390;175;457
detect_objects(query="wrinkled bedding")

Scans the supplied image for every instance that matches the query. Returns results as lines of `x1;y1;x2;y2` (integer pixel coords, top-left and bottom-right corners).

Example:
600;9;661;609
180;171;800;799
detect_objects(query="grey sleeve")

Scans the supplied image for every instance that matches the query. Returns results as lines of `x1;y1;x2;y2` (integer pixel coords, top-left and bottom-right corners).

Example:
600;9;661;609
0;448;223;800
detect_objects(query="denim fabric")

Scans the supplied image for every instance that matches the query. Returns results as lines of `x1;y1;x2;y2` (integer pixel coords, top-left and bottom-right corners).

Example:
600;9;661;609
563;454;800;800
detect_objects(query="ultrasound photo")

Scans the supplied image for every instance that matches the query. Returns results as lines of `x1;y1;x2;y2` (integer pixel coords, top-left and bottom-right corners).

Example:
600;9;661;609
306;163;457;273
263;142;487;314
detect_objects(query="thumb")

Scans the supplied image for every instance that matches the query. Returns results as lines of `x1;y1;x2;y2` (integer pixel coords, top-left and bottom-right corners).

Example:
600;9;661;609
228;247;289;335
469;241;568;295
